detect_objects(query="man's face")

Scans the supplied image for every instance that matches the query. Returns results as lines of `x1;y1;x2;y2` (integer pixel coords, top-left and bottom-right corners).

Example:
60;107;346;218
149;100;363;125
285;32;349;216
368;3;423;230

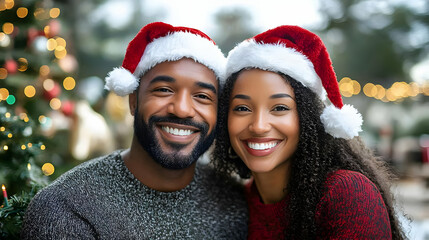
131;58;218;169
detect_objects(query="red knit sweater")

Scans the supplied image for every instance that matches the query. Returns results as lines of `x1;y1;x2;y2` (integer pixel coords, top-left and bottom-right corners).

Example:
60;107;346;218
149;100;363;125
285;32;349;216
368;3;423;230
246;170;392;239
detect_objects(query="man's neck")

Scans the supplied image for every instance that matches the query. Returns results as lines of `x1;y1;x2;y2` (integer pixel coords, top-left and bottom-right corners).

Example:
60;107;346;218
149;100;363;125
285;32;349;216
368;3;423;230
121;138;196;192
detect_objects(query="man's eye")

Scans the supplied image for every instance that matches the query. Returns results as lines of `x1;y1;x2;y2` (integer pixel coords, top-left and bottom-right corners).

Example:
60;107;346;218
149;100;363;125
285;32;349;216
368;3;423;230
195;94;210;100
153;88;172;93
272;105;289;111
233;106;250;112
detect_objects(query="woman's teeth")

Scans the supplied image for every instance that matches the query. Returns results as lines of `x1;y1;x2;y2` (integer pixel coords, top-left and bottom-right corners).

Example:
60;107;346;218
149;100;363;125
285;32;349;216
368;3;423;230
247;141;278;150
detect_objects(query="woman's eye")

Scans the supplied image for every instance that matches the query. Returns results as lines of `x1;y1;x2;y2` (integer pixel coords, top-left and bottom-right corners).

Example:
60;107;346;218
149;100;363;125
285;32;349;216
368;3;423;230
233;106;251;112
272;105;289;111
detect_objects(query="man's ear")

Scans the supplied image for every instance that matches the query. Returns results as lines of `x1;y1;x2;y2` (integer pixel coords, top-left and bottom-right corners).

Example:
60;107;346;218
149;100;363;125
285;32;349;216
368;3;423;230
129;91;137;116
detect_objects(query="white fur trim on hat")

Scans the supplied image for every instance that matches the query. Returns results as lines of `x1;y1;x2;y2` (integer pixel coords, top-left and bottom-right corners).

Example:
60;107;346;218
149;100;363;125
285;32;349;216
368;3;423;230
105;67;139;96
134;31;226;82
320;104;363;139
226;39;327;100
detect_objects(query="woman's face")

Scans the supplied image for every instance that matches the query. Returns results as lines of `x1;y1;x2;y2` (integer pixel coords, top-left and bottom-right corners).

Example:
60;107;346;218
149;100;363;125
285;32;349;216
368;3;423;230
228;69;300;174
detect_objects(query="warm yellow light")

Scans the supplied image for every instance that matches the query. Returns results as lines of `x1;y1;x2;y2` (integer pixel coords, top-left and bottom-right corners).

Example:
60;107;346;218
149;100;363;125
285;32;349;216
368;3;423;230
363;83;376;97
423;83;429;96
27;163;31;170
7;133;12;138
0;126;5;131
0;88;9;100
408;82;420;97
352;80;361;95
385;88;397;102
27;143;32;148
63;77;76;90
49;8;60;18
24;85;36;98
49;98;61;110
18;57;28;72
21;144;26;150
5;112;11;118
47;38;57;51
40;65;50;76
43;79;55;91
2;22;14;35
40;144;46;150
34;8;47;20
54;48;67;59
17;7;28;18
38;115;47;124
3;145;8;151
5;0;14;9
19;113;27;120
42;163;55;176
339;77;353;97
56;37;66;47
375;85;385;100
44;25;50;36
0;68;7;79
24;117;29;122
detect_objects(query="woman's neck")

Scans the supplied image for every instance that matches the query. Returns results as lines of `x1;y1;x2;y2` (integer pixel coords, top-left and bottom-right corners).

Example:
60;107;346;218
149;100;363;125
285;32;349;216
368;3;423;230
252;161;291;204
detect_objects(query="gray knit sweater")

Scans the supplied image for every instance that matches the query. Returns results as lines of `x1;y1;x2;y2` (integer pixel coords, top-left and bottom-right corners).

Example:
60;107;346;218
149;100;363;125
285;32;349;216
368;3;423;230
21;151;248;239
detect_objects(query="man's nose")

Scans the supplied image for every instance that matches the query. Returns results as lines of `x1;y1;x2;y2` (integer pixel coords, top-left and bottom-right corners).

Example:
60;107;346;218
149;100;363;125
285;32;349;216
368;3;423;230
167;91;196;118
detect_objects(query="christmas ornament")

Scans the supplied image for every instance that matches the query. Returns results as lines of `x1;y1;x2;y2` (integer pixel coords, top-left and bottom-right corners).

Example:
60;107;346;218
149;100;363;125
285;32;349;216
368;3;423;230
105;22;226;96
226;25;362;139
43;80;61;100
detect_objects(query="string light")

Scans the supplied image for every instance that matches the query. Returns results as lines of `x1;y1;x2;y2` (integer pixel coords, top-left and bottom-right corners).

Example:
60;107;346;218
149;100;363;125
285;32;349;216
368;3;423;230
21;144;26;150
5;0;14;10
27;163;31;171
18;57;28;72
0;126;5;131
40;144;46;150
42;163;55;176
6;94;15;105
17;7;28;18
47;38;57;51
49;98;61;110
2;22;14;35
49;8;60;18
0;68;6;79
3;145;8;151
24;85;36;98
40;65;50;76
63;77;76;90
0;88;9;100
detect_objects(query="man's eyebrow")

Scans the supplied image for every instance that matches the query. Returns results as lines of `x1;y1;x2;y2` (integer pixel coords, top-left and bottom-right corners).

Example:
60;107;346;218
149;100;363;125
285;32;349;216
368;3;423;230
270;93;294;99
232;94;250;100
196;82;217;94
149;76;175;84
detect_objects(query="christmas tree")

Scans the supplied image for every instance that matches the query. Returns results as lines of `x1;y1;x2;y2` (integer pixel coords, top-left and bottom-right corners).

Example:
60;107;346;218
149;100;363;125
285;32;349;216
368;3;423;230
1;0;79;238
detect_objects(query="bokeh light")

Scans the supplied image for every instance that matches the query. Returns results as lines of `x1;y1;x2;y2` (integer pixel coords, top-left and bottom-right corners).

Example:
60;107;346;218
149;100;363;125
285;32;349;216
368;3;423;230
49;98;61;110
49;8;60;18
2;22;14;34
42;163;55;176
24;85;36;98
63;77;76;90
40;65;50;76
17;7;28;18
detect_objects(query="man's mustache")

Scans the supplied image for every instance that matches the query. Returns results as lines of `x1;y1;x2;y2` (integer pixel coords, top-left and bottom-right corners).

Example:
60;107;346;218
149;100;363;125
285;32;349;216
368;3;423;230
148;115;208;133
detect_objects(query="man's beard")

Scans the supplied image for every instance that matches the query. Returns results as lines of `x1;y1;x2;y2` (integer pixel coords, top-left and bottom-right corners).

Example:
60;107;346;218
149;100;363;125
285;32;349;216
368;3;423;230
134;109;215;170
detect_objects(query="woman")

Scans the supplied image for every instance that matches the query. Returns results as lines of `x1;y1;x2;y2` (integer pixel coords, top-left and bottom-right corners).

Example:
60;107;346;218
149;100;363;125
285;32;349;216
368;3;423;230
213;25;405;239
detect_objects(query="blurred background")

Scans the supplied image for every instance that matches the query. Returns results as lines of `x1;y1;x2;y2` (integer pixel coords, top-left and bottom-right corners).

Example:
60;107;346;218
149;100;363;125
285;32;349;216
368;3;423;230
0;0;428;238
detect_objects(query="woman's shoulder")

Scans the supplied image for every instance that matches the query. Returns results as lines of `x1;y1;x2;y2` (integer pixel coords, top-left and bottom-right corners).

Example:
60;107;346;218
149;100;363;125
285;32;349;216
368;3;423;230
325;169;378;192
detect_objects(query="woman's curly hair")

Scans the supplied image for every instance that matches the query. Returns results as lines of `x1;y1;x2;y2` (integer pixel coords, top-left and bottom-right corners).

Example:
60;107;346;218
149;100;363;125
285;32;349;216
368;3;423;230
212;70;405;239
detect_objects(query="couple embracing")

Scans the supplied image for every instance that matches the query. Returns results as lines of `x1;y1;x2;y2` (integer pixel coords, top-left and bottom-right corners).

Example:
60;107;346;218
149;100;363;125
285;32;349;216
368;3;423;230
21;22;404;240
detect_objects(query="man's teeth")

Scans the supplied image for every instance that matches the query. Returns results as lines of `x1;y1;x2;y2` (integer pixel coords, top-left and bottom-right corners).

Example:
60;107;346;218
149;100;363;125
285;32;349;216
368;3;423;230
248;141;278;150
162;126;193;136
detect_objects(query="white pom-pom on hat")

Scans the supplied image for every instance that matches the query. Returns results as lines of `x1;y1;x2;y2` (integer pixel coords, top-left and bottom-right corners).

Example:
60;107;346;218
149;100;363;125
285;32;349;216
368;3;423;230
105;67;139;96
320;104;363;139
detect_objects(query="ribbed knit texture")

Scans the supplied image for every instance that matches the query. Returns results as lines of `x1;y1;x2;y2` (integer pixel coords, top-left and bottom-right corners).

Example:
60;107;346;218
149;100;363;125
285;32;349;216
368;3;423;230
246;170;392;239
21;151;248;239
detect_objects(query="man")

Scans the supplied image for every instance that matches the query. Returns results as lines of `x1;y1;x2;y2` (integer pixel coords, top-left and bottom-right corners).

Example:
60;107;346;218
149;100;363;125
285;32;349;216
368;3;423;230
21;22;248;239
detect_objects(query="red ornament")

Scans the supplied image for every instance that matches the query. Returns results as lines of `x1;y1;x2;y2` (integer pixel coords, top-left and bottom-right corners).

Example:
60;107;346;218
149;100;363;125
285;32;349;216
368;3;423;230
43;81;61;100
46;20;61;38
27;28;44;46
4;59;17;74
61;100;75;116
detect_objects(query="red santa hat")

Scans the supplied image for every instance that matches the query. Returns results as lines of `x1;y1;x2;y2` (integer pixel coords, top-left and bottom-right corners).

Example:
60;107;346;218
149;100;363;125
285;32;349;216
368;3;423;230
226;25;362;139
105;22;225;96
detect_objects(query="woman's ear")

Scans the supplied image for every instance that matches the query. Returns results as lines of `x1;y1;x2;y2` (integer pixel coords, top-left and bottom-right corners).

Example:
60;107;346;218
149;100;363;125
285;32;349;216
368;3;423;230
128;91;137;116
